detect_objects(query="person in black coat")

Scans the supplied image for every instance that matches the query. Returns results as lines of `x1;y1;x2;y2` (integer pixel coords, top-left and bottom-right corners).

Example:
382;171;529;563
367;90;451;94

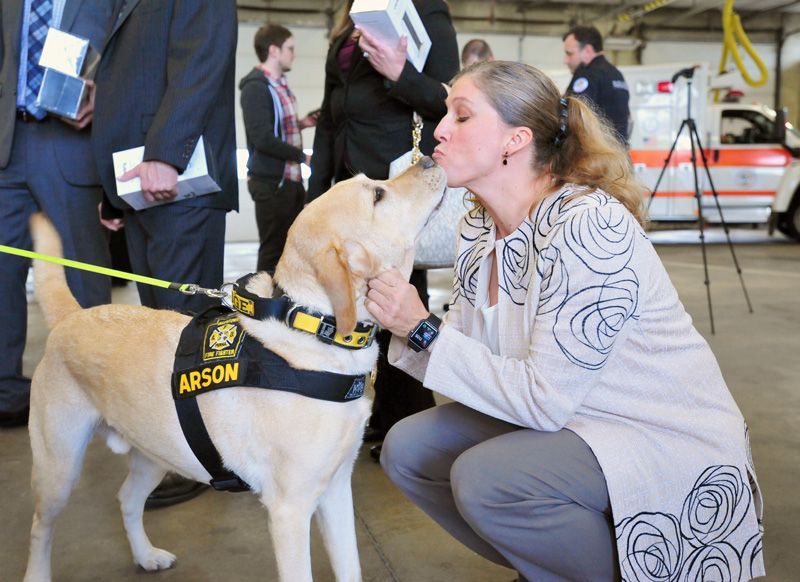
563;25;630;144
308;0;459;458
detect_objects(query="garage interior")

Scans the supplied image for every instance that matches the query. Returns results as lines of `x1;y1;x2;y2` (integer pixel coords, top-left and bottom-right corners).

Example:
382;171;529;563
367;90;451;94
2;1;800;581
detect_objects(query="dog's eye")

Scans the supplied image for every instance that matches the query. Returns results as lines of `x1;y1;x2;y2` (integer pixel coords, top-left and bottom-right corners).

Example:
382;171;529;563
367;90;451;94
373;187;385;203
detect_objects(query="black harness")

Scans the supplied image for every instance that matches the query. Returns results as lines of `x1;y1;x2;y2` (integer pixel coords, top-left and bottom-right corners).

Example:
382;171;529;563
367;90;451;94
171;298;370;492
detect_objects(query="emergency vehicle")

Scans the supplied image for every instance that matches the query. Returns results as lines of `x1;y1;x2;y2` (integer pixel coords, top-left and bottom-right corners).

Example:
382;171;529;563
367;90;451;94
550;63;800;241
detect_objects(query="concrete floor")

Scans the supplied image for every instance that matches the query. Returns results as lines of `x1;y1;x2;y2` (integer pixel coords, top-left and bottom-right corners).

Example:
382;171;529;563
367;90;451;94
2;228;799;581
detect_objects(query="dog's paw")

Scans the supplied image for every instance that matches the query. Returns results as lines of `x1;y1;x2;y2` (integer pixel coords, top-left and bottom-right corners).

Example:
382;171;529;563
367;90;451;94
136;548;176;571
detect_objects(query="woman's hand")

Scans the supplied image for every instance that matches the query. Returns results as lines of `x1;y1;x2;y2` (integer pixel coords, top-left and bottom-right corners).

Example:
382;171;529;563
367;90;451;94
365;269;429;337
356;26;407;83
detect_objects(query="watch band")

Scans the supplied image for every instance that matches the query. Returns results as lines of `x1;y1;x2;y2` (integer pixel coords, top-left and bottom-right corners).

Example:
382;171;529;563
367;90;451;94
407;313;442;352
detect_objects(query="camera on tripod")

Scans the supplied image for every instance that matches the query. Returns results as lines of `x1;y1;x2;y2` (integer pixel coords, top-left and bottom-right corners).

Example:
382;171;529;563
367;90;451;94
671;65;699;84
648;64;753;334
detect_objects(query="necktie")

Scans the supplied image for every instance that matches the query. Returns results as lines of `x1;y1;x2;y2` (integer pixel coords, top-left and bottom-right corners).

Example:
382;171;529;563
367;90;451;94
25;0;54;119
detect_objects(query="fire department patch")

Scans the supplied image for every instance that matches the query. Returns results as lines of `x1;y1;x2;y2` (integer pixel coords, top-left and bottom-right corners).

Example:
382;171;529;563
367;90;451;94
573;77;589;93
203;316;246;361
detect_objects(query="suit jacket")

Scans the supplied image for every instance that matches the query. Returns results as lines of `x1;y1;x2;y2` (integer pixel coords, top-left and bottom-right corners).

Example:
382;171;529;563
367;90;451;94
92;0;238;211
307;0;459;201
0;0;116;184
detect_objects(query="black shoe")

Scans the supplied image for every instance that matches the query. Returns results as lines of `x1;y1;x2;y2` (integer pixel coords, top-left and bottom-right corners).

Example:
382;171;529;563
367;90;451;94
363;426;384;442
369;444;382;463
0;405;29;428
145;473;209;510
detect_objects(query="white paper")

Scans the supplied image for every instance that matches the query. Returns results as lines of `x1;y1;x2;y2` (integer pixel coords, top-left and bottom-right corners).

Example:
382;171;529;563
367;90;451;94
38;28;89;77
350;0;431;72
112;136;220;210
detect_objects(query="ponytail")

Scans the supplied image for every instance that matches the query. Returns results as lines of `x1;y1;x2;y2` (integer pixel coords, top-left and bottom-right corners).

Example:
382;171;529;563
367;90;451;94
544;97;646;225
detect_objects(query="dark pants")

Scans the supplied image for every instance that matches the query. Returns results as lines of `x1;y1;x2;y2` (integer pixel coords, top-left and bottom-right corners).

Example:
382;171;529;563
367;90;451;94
122;203;226;312
382;403;620;582
0;120;111;414
370;269;435;436
249;177;305;274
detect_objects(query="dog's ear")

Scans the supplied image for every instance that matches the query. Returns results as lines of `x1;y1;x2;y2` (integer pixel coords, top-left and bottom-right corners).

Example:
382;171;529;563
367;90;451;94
314;243;358;336
341;240;379;280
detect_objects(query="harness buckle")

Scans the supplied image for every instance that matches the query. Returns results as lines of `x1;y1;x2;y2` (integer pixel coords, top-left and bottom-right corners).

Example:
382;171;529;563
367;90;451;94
315;315;338;344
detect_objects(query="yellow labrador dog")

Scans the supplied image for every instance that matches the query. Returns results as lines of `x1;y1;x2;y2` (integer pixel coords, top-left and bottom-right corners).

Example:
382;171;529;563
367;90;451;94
23;157;446;582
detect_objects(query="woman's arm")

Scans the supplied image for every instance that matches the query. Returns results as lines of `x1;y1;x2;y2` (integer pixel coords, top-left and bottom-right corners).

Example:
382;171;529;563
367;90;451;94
417;202;642;430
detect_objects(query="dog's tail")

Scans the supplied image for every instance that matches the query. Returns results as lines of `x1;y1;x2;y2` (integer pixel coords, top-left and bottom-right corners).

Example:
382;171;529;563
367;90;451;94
30;213;82;329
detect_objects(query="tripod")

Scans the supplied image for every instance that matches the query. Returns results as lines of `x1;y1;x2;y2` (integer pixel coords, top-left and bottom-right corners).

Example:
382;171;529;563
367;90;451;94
648;67;753;334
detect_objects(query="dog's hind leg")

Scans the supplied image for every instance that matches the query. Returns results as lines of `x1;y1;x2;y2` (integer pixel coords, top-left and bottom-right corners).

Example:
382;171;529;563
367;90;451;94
24;371;99;582
264;492;316;582
315;460;362;582
118;449;175;571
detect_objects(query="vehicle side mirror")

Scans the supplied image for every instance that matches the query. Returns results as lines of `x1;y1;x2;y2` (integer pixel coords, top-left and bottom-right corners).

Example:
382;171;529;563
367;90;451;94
774;107;787;142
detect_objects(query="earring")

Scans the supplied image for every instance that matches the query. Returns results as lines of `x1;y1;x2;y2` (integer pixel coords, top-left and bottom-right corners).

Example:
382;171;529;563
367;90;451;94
502;152;508;166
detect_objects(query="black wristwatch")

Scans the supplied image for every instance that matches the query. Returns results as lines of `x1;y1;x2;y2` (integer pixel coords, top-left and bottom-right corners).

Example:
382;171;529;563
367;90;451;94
407;313;442;352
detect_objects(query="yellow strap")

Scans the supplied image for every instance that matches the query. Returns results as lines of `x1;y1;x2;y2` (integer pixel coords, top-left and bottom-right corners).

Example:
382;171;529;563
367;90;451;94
292;311;374;348
0;244;189;291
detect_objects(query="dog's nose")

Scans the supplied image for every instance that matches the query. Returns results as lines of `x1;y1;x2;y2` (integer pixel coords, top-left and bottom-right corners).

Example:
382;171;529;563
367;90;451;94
418;156;435;169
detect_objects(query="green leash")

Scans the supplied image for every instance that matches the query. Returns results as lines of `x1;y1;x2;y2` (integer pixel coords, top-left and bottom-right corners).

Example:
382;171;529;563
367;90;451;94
0;244;228;298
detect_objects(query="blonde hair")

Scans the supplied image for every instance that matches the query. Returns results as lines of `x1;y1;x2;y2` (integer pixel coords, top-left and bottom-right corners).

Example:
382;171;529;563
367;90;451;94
454;61;646;224
329;0;354;42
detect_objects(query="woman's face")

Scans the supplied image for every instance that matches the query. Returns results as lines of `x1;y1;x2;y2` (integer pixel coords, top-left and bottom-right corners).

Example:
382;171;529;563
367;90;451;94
432;76;512;190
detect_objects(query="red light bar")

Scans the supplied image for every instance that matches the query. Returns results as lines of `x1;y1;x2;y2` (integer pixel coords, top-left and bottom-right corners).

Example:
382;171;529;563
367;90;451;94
657;81;673;93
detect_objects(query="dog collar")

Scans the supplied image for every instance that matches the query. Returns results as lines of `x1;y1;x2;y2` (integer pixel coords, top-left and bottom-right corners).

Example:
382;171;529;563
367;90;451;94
230;274;378;350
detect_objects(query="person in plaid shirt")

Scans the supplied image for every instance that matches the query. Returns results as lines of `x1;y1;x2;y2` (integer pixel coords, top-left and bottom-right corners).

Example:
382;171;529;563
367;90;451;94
239;24;318;274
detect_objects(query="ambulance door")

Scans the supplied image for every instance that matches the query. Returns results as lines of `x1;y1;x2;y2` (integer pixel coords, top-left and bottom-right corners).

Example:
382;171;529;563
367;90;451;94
702;107;792;224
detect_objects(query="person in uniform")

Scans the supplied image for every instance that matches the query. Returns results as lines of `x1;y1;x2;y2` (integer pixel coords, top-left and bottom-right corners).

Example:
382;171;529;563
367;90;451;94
563;25;630;144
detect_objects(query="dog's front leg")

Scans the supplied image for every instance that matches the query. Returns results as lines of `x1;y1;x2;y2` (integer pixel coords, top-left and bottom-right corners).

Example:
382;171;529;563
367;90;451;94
314;462;362;582
265;494;316;582
118;450;177;571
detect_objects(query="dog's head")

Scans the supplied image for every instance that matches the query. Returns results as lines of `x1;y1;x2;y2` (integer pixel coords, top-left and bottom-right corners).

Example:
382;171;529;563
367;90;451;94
274;157;446;336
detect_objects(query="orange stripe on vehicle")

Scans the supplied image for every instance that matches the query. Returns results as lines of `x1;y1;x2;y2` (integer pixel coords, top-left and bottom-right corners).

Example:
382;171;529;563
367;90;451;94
644;190;776;198
631;148;791;168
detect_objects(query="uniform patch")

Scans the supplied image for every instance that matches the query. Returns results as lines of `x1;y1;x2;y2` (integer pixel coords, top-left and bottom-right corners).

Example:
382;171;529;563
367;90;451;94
612;79;628;91
344;376;366;400
203;316;246;361
573;77;589;93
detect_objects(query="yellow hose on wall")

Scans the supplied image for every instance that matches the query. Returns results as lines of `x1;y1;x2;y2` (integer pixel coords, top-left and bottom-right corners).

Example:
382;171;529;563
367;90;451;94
720;0;768;88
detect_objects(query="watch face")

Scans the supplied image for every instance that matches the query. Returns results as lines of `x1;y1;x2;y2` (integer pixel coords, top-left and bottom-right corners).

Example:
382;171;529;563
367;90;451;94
415;321;437;344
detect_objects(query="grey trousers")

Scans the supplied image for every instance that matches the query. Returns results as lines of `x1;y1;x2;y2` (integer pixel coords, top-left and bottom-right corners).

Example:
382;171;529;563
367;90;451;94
380;402;620;582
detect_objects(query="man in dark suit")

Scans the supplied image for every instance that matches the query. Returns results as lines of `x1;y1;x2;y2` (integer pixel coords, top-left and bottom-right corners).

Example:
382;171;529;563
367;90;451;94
0;0;116;428
92;0;238;314
91;0;238;507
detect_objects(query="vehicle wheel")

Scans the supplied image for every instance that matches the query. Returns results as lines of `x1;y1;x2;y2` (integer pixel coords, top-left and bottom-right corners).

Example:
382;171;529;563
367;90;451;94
776;195;800;241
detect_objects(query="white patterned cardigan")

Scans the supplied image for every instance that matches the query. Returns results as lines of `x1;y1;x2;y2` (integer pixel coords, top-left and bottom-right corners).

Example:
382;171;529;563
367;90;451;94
389;185;765;581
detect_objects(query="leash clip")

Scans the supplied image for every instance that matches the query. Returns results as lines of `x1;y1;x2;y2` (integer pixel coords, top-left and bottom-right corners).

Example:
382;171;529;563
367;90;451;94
180;284;230;299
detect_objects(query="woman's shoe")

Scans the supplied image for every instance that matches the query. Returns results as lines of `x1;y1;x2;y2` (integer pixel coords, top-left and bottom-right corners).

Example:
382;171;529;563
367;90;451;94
145;473;209;510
